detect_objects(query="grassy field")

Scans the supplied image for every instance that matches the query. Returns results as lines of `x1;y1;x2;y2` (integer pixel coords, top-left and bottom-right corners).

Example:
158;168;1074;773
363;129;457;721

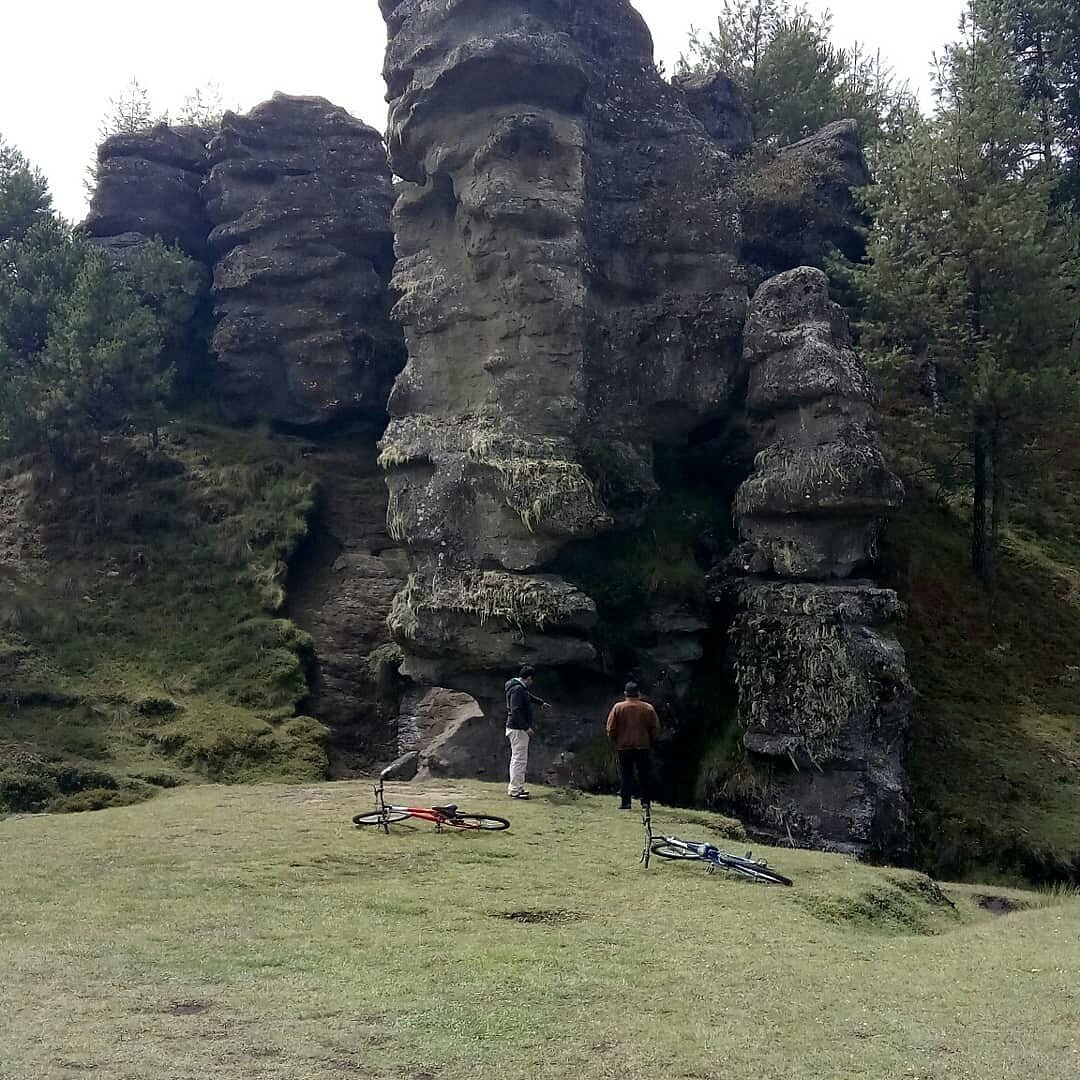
2;781;1078;1080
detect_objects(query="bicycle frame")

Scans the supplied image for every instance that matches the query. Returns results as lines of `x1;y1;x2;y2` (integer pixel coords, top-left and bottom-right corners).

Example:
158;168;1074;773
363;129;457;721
366;775;486;832
641;802;653;867
657;835;763;874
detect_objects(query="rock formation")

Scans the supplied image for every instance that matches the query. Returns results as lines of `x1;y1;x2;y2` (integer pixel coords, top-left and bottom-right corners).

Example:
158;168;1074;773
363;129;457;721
283;425;409;773
203;94;405;427
672;71;754;159
732;268;903;580
378;1;913;858
379;0;747;705
725;268;912;857
742;119;872;278
82;97;409;759
84;124;212;260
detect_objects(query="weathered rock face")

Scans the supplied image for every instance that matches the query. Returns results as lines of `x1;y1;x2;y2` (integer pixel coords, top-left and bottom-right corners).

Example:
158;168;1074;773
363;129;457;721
203;94;404;427
726;581;913;857
726;268;912;859
743;119;871;278
380;0;747;702
283;427;409;773
83;99;411;753
672;71;754;159
732;267;903;579
85;124;212;259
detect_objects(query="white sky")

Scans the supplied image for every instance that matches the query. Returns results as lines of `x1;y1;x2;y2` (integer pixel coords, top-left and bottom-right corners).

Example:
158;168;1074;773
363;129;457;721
0;1;965;222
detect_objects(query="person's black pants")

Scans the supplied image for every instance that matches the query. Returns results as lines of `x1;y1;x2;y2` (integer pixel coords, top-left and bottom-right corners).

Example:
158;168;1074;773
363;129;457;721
618;749;654;806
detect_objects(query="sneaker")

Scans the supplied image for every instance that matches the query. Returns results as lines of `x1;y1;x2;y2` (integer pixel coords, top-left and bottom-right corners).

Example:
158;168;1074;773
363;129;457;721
509;791;530;800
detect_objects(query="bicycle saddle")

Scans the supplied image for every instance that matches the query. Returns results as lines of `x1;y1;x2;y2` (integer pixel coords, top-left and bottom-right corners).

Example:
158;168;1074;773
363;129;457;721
432;804;458;817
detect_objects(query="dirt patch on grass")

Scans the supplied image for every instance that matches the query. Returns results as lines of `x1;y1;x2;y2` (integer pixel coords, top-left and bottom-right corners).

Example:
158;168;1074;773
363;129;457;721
976;894;1028;916
166;1000;213;1016
500;909;587;926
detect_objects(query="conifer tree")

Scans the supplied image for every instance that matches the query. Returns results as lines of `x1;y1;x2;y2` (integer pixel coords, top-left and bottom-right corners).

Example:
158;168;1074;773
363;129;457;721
854;1;1080;588
679;0;914;147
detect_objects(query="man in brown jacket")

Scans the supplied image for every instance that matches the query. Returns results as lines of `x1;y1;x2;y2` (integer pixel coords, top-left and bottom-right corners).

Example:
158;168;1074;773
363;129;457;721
606;682;659;811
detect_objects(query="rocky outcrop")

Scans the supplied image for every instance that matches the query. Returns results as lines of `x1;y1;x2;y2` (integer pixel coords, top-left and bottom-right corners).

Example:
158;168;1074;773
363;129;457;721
743;119;871;278
726;268;912;858
732;267;903;578
203;94;404;427
672;71;754;159
85;124;212;259
379;0;747;709
283;427;409;773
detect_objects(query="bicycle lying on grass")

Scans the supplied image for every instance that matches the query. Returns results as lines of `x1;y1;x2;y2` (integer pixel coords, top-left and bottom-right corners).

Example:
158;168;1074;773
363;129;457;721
641;803;792;885
352;765;510;834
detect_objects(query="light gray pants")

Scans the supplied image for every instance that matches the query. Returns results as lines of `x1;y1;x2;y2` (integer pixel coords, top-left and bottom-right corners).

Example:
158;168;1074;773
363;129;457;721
506;728;530;795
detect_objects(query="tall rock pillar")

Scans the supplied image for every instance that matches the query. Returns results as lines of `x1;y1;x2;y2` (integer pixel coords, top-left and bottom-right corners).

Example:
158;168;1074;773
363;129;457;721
379;0;747;698
726;268;913;858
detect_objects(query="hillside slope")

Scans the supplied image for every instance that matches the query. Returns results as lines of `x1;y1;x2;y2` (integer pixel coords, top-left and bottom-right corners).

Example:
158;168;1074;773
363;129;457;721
1;781;1076;1080
888;502;1080;883
0;418;326;812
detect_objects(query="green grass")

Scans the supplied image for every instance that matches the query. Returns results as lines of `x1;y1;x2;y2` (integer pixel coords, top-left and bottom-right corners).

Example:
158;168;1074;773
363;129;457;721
1;781;1078;1079
886;503;1080;883
0;416;327;809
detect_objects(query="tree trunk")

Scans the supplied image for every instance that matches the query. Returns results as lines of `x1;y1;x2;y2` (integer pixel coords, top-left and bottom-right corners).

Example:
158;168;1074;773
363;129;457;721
1035;30;1054;170
971;426;994;590
92;463;104;533
990;424;1006;582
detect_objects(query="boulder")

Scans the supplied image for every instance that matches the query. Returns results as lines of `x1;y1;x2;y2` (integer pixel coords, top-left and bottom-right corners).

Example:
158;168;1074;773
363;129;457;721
672;71;754;159
725;580;914;859
733;267;903;579
84;124;211;259
380;751;420;781
743;119;871;278
203;93;404;427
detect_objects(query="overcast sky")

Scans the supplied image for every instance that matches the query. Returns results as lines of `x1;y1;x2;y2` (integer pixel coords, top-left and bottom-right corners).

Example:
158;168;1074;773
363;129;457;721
1;1;965;222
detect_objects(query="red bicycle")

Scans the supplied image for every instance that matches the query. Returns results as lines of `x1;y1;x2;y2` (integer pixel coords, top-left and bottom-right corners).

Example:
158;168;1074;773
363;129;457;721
352;766;510;833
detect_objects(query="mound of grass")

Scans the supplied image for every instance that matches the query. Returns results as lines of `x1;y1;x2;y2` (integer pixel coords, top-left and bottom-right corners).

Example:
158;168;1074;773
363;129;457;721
886;502;1080;883
0;781;1076;1079
0;416;328;811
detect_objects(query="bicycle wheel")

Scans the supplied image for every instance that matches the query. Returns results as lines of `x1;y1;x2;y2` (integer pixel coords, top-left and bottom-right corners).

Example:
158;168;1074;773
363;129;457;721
650;841;705;861
352;810;410;827
447;814;510;831
719;857;793;886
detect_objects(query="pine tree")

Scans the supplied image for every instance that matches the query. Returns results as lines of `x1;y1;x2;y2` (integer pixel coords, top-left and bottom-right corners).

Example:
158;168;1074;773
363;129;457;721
1;148;181;528
176;83;225;129
0;137;52;241
99;78;161;140
678;0;914;147
985;0;1080;203
31;254;169;524
854;1;1080;589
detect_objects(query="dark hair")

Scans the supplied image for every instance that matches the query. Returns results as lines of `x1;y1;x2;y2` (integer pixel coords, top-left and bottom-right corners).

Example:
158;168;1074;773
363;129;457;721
624;682;640;697
519;665;536;680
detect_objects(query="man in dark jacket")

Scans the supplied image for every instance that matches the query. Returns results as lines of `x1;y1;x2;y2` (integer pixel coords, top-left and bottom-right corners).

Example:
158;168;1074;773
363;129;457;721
504;665;549;799
606;682;659;810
